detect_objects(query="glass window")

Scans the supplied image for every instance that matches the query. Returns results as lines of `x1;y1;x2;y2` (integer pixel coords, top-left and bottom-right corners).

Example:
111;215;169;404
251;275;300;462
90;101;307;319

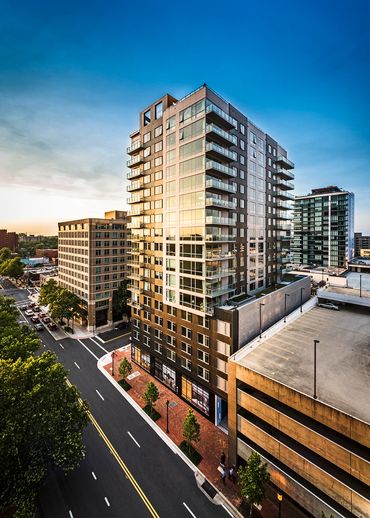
155;102;163;119
166;115;176;130
179;99;205;122
179;138;204;159
154;141;163;153
179;156;204;176
144;109;151;126
154;125;163;137
166;132;176;148
179;119;205;141
154;156;163;167
181;375;209;414
143;131;151;143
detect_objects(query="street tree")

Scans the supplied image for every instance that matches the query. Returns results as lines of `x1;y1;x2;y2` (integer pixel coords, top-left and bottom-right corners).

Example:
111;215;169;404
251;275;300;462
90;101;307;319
0;351;89;517
112;280;131;321
118;357;132;380
38;278;60;307
0;247;12;263
237;451;270;516
182;409;201;454
143;381;159;418
0;257;24;278
49;288;83;327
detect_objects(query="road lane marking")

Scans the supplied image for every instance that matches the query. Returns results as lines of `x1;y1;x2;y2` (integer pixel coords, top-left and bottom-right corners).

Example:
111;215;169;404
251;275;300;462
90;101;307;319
92;471;97;480
77;339;99;360
96;389;104;401
95;335;105;343
222;504;234;517
59;343;65;349
127;431;141;448
65;379;159;518
183;502;197;518
68;511;74;518
104;497;110;507
89;336;109;354
74;362;80;370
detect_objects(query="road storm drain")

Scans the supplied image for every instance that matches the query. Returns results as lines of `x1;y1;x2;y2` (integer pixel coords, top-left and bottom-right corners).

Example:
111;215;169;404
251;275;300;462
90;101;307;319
169;401;177;408
201;479;217;499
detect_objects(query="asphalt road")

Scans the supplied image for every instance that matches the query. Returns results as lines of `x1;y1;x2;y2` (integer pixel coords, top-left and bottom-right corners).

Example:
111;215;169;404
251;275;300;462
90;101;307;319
1;280;232;518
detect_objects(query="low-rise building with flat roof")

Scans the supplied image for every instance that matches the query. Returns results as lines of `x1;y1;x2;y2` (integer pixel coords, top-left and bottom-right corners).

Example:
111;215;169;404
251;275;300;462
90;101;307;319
228;305;370;518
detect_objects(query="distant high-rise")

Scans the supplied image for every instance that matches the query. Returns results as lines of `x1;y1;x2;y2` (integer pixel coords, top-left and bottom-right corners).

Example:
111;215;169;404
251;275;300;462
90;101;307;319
354;232;370;257
0;229;18;251
58;211;130;330
126;84;295;422
293;186;354;269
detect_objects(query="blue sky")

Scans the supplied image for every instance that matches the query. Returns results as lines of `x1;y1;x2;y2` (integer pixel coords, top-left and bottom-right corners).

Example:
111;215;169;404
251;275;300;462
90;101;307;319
1;0;370;234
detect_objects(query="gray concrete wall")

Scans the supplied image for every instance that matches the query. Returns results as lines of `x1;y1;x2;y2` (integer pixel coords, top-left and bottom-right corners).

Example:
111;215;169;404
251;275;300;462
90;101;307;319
237;276;311;348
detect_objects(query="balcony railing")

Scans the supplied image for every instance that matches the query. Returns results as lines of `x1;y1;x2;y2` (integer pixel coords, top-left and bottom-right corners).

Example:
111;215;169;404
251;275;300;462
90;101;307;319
206;216;235;226
127;141;144;154
205;196;236;209
276;168;295;181
127;299;141;309
127;155;144;168
127;180;143;192
276;190;295;201
205;250;235;260
206;123;237;146
275;178;294;190
206;142;237;162
205;283;236;297
205;268;235;278
206;177;237;193
275;155;295;169
127;167;144;179
205;232;236;241
206;160;237;177
205;103;237;129
127;194;144;204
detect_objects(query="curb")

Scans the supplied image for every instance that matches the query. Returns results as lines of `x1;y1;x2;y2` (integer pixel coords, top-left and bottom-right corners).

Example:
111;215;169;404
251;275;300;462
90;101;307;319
97;352;243;518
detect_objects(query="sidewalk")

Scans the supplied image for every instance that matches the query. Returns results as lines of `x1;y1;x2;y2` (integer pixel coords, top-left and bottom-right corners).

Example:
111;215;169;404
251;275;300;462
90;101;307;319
105;346;242;507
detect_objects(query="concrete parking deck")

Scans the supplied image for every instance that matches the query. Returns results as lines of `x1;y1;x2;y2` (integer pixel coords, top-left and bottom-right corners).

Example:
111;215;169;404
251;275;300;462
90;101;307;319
238;306;370;424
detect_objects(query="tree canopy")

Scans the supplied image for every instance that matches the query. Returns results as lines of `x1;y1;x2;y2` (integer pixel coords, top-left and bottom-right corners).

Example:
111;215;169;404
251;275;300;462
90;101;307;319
38;279;84;326
17;236;58;258
0;294;89;517
0;247;12;263
0;257;24;278
182;409;201;453
237;451;270;516
143;381;159;418
118;357;132;379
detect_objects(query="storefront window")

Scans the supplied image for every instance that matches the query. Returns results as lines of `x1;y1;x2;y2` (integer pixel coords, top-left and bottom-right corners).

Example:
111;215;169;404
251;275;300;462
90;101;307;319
181;375;209;415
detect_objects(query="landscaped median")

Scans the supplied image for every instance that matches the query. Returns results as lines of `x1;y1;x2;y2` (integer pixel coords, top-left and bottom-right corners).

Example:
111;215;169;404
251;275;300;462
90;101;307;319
97;346;243;517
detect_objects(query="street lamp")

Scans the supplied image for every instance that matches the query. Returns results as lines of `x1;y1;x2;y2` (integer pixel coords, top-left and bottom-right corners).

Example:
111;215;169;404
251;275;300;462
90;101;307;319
284;293;290;323
112;350;116;378
259;302;265;339
360;274;362;298
300;287;305;313
166;400;170;433
277;492;283;518
313;339;320;399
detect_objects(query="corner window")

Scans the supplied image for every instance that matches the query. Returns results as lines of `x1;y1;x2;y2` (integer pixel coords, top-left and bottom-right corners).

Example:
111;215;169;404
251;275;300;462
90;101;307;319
144;109;151;126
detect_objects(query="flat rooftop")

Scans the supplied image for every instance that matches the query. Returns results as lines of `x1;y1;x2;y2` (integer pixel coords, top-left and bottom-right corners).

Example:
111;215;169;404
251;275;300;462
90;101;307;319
236;306;370;424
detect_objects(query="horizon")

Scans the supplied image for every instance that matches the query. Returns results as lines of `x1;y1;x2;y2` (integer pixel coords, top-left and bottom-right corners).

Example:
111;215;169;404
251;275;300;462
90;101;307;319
1;0;370;234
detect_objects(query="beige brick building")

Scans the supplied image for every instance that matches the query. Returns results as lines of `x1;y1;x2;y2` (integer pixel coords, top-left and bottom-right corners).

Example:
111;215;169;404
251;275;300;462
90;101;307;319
228;305;370;518
58;211;130;330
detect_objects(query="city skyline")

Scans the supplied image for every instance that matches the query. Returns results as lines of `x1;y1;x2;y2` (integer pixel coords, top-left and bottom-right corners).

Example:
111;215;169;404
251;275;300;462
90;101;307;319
1;0;370;234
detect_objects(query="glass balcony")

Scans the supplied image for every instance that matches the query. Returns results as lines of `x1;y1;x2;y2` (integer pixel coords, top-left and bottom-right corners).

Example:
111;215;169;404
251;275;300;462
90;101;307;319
276;168;295;181
206;177;237;194
205;196;236;209
275;177;294;190
127;180;143;192
276;211;294;220
205;232;236;241
276;190;295;201
206;142;237;162
127;155;144;168
206;123;237;147
127;141;144;155
127;221;145;229
205;268;236;279
127;167;144;179
205;283;236;297
276;223;292;231
275;155;295;169
127;194;144;204
205;102;237;129
206;160;237;177
206;216;235;226
205;250;235;260
127;207;145;217
276;200;293;210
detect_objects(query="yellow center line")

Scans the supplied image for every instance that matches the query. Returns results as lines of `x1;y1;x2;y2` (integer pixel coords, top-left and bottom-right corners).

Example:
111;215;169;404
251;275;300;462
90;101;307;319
66;378;159;518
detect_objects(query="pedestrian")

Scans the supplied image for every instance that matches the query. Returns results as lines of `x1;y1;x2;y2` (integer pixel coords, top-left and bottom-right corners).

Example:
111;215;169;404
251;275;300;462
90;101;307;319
229;464;235;482
220;451;226;467
221;466;226;485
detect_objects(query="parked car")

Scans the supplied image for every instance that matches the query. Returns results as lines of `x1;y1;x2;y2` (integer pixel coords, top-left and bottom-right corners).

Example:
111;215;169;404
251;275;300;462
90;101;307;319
48;322;58;331
317;302;339;311
31;316;40;323
20;304;28;311
42;316;51;324
33;306;41;313
25;310;34;317
39;312;46;318
34;323;44;331
28;302;36;308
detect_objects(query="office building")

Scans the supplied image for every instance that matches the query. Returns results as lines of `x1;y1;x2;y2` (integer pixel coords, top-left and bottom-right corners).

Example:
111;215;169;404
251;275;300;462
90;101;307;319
58;211;130;329
228;305;370;518
355;232;370;257
293;186;354;269
126;84;295;422
0;229;18;251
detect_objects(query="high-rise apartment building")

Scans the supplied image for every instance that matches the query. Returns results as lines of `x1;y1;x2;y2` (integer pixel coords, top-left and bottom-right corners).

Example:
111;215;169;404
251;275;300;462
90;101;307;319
58;211;130;330
354;232;370;257
293;186;354;269
0;229;18;251
126;85;294;422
